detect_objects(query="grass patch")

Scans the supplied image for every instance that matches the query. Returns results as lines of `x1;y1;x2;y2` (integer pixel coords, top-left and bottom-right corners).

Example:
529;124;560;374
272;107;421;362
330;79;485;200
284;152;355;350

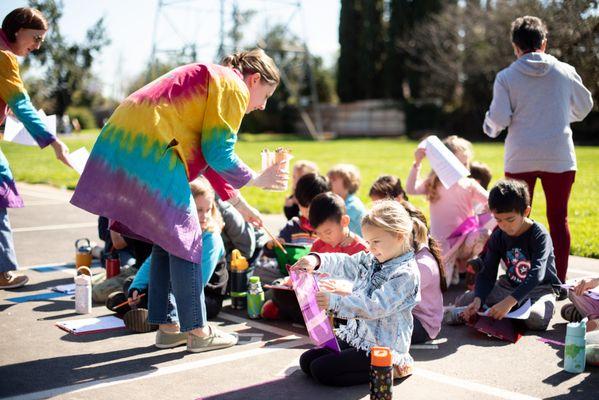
3;131;599;258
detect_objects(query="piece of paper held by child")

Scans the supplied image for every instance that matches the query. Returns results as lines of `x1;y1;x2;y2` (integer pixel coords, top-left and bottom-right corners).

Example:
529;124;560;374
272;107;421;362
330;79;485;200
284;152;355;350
56;315;125;335
52;283;76;294
478;299;532;320
289;268;340;353
561;283;599;300
3;109;56;146
67;147;90;175
418;135;470;189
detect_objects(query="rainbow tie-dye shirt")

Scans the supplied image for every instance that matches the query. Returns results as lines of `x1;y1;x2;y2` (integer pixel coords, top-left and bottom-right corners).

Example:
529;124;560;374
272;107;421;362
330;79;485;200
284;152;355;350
0;30;56;208
71;63;254;263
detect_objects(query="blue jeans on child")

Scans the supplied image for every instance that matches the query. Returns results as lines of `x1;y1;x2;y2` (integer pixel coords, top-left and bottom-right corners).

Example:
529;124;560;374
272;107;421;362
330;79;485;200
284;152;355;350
0;207;19;273
147;245;206;332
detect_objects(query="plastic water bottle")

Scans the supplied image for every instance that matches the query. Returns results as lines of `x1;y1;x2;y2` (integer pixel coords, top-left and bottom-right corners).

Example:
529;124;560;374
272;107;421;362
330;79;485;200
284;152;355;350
564;318;587;373
247;276;265;319
75;273;92;314
370;346;393;400
230;249;248;309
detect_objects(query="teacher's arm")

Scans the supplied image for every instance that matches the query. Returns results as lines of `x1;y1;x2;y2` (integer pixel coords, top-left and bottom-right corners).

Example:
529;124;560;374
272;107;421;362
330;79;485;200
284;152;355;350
483;73;512;138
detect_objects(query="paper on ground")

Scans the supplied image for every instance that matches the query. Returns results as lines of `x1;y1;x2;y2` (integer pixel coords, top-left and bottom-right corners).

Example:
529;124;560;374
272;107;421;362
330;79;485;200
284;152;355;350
68;147;90;175
52;283;76;294
3;109;56;146
478;299;532;320
56;315;125;335
418;135;471;189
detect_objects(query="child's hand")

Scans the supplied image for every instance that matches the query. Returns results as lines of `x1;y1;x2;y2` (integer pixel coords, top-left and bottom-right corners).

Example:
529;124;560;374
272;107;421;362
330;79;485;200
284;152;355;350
461;297;482;321
128;289;141;307
487;296;518;320
319;279;352;296
290;255;319;273
414;148;426;164
266;238;285;250
574;278;599;296
316;291;330;310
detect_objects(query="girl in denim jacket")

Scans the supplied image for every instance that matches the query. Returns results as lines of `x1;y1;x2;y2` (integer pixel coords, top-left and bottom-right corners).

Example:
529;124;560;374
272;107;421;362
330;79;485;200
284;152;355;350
292;200;420;386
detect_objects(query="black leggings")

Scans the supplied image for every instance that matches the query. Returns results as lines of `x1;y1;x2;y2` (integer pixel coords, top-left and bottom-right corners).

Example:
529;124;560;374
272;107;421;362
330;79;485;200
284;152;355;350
299;339;370;386
411;317;432;344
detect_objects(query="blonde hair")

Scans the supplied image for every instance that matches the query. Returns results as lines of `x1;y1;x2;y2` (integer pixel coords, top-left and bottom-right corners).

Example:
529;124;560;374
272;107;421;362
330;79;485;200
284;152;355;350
190;177;223;234
294;160;319;176
328;163;361;195
425;135;474;202
361;200;413;255
221;48;280;85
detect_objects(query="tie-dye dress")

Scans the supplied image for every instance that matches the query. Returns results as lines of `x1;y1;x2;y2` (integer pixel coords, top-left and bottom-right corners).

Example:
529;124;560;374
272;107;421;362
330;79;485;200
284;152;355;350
71;63;255;263
0;29;57;208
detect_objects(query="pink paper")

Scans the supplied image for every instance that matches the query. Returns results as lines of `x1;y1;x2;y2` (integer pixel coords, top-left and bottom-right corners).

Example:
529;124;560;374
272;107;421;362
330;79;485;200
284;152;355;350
289;269;340;353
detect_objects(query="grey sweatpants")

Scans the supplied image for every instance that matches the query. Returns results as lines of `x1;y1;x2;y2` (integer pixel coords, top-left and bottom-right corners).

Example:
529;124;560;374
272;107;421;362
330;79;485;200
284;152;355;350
0;208;19;273
456;276;556;331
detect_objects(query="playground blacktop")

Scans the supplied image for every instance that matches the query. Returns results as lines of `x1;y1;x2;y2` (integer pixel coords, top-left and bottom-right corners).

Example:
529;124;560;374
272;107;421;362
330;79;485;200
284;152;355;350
0;183;597;400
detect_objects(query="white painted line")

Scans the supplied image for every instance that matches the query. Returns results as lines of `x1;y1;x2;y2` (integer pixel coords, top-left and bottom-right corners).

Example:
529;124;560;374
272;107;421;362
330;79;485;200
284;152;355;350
3;335;309;400
23;200;69;206
414;368;541;400
219;312;308;339
13;222;97;233
411;344;438;350
568;268;598;276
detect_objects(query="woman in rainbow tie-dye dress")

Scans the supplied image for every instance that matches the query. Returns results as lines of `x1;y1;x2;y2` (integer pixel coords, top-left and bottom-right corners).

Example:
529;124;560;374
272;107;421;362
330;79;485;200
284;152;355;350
0;8;71;290
71;49;284;352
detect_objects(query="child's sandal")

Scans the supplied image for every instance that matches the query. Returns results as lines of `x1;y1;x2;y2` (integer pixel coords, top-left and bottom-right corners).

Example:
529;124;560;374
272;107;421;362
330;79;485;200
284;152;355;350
393;364;413;380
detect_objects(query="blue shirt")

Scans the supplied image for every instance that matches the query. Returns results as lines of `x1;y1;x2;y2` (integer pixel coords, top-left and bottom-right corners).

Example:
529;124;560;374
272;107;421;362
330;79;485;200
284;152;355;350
345;194;366;236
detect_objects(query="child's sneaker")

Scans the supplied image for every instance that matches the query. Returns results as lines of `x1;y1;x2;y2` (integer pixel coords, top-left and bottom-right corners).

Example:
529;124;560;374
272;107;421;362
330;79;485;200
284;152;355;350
0;271;28;289
443;306;468;325
124;308;157;333
560;304;583;322
155;330;188;349
187;326;238;353
393;364;413;380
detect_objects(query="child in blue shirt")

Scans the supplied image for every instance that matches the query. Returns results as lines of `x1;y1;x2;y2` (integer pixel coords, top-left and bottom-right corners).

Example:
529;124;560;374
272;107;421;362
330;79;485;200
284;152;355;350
328;164;366;237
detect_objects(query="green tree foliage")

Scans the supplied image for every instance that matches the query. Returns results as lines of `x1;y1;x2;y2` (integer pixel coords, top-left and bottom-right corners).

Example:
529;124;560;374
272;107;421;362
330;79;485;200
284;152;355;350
24;0;110;117
338;0;364;102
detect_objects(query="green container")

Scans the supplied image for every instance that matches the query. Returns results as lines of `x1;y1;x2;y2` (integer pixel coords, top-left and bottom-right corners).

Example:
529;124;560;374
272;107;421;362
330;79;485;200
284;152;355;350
273;243;311;275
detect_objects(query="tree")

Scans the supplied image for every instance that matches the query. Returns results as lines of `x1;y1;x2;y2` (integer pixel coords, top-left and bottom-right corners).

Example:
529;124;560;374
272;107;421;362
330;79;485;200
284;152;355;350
337;0;364;102
24;0;110;118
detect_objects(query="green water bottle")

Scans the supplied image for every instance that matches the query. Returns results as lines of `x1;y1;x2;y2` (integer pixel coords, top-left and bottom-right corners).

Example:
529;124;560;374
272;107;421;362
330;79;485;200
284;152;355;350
564;318;587;373
247;276;265;319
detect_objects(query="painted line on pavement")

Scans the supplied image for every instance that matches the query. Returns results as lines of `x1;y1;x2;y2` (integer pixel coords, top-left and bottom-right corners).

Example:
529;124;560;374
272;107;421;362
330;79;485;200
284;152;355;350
219;312;309;339
13;222;97;233
414;368;541;400
568;267;598;276
2;335;309;400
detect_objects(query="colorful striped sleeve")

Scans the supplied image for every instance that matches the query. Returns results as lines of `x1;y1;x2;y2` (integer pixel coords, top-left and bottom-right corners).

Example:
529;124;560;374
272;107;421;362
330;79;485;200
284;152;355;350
201;71;255;189
0;50;56;148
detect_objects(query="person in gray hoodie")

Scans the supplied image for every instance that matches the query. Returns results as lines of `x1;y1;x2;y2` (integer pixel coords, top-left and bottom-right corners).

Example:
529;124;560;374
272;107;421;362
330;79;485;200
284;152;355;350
483;16;593;283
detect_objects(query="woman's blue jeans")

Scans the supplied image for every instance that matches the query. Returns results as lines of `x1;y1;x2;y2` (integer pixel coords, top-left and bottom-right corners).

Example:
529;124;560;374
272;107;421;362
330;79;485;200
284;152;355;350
147;245;206;332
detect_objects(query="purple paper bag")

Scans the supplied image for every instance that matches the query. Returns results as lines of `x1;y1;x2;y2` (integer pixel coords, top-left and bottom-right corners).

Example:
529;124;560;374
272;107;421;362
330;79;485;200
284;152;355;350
289;268;340;353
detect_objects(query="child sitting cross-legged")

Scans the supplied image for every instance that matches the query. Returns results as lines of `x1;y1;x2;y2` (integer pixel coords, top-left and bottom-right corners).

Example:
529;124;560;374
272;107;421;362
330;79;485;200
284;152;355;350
456;179;561;331
293;200;420;386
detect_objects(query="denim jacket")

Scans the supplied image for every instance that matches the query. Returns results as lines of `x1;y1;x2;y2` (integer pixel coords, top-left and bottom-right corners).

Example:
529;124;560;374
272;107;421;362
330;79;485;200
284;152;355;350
316;250;420;367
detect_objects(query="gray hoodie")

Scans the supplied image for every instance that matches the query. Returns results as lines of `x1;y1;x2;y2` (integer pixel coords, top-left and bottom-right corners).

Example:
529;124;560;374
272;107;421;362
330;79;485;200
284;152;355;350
483;52;593;173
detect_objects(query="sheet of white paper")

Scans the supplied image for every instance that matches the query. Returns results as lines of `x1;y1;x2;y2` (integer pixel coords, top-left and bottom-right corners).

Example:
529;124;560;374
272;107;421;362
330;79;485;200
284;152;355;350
56;315;125;334
422;135;471;189
68;147;90;175
561;283;599;300
3;109;57;146
478;299;532;320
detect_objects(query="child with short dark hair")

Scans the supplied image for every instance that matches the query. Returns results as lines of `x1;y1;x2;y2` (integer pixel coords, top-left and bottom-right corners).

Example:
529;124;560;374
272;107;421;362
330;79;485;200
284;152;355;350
309;192;368;255
328;164;367;237
284;160;319;220
369;175;409;202
457;179;561;331
470;161;492;190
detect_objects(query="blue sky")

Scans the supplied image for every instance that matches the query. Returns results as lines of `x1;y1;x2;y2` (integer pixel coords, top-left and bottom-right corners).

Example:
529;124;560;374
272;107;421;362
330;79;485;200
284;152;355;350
1;0;340;99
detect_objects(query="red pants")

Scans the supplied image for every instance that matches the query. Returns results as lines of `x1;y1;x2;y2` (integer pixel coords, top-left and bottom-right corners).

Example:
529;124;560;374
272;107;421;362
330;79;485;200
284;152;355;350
505;170;576;282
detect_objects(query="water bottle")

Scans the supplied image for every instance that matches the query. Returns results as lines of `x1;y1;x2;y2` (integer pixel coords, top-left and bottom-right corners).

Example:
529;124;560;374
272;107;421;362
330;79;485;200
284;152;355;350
564;318;587;373
105;251;121;279
75;238;93;269
370;346;393;400
75;272;92;314
247;276;265;319
230;249;248;310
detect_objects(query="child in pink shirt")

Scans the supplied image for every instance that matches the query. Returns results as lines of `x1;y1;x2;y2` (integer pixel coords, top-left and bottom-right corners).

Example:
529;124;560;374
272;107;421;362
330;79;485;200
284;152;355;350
406;135;489;287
